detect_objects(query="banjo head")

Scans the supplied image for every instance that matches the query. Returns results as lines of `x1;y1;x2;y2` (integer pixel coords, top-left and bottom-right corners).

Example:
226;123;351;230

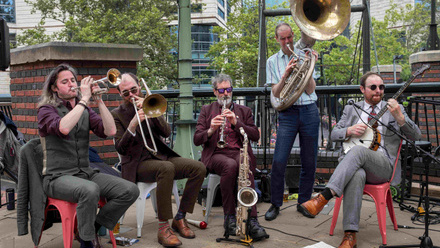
343;127;375;153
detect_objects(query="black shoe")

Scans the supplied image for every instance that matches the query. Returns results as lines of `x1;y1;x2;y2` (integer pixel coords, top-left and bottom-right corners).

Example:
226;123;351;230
264;205;280;221
223;215;237;236
249;218;269;241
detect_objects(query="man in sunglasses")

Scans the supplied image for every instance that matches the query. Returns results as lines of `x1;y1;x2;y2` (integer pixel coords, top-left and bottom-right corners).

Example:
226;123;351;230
111;73;206;247
298;72;421;248
265;22;320;222
194;74;269;241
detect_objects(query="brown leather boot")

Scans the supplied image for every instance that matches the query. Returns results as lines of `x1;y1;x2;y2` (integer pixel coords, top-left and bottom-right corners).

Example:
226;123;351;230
338;231;357;248
172;218;195;239
158;227;182;247
298;194;329;218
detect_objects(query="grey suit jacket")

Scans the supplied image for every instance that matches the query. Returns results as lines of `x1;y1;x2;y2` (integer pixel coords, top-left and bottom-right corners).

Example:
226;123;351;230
16;138;48;246
331;100;421;185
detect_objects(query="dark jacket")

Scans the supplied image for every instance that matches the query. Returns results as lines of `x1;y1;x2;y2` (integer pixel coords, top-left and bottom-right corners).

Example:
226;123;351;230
194;102;259;170
111;101;179;183
16;138;53;246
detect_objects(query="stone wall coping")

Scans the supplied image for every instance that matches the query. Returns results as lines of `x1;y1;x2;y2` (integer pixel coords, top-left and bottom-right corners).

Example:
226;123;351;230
11;42;143;65
410;50;440;64
371;65;402;73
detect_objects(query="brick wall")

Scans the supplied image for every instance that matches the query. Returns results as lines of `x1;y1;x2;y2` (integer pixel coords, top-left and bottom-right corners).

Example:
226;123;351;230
410;59;440;148
10;42;143;166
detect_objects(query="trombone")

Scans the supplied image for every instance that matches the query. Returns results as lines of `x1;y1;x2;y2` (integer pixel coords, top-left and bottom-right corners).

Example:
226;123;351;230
71;68;121;95
132;78;167;155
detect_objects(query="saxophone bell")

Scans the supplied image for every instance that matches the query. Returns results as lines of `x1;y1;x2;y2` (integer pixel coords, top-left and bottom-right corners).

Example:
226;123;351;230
237;187;258;208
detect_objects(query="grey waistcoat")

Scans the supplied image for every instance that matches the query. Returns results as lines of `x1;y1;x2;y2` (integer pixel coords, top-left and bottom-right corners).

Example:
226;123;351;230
41;104;93;177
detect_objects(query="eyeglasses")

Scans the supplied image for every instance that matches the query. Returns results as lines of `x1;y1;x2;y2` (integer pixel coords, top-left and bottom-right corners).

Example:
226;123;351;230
216;87;233;94
367;84;385;91
121;87;138;97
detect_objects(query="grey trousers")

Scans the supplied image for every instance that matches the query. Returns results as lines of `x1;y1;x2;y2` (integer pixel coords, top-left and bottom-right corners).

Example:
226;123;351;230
43;171;139;241
326;145;393;231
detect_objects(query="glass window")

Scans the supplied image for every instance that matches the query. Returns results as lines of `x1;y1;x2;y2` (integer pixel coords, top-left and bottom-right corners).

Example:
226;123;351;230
0;0;15;23
218;0;225;7
218;8;225;20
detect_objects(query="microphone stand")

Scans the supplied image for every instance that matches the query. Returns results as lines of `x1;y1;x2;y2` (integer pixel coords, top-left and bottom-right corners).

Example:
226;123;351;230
350;102;440;248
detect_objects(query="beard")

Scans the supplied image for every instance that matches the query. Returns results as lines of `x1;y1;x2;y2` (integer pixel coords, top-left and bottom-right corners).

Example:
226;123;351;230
57;91;77;101
366;94;383;106
218;96;232;106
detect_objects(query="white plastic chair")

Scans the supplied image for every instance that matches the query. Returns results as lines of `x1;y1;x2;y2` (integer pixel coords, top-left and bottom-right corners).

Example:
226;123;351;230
136;181;180;238
204;173;221;224
112;139;180;237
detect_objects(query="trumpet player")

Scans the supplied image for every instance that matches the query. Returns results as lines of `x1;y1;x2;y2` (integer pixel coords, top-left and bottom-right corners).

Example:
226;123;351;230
194;74;269;241
111;73;206;247
37;64;139;248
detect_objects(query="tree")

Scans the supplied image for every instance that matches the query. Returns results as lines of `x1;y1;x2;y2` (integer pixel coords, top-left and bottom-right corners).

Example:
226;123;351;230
208;0;435;86
206;0;296;87
19;0;178;89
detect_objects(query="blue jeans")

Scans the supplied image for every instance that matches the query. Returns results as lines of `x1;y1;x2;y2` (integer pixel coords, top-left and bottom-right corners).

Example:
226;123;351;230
270;103;319;206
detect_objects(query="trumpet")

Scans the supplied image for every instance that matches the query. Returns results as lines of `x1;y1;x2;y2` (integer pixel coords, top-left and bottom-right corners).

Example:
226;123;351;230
71;68;121;95
132;78;167;155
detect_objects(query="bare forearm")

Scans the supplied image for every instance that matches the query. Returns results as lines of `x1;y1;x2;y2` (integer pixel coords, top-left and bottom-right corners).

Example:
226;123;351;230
59;98;90;135
272;76;287;98
305;77;316;95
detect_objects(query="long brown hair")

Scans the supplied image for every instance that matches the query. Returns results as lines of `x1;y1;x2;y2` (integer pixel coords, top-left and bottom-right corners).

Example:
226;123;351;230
37;64;79;107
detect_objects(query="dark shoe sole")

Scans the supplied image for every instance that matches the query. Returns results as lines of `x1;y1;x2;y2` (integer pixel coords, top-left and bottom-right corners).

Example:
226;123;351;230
158;239;182;247
297;205;316;218
251;233;270;241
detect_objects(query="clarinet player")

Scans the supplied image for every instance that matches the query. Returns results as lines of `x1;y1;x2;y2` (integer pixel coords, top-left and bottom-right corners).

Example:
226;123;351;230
194;74;269;241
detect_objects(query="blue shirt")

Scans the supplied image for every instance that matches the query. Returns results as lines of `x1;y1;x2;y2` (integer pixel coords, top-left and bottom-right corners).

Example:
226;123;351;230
266;48;318;106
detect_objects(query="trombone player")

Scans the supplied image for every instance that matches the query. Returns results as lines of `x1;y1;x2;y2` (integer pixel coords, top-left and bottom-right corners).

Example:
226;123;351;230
37;64;139;248
111;73;206;247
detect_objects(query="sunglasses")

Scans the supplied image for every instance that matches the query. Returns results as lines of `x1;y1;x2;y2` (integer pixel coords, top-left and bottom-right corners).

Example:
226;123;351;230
366;84;385;91
216;87;233;94
121;87;138;97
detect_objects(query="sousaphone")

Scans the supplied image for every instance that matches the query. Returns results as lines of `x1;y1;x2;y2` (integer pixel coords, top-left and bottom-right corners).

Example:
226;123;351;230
270;0;351;111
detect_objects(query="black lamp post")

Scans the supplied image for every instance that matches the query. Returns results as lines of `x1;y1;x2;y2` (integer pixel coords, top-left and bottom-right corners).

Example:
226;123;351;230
427;0;440;50
393;55;403;84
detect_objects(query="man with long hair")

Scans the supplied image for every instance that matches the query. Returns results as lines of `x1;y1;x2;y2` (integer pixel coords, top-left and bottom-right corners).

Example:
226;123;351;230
37;64;139;248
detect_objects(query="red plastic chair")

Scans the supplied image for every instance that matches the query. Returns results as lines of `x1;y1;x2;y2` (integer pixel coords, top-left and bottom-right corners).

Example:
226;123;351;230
36;197;117;248
329;140;402;245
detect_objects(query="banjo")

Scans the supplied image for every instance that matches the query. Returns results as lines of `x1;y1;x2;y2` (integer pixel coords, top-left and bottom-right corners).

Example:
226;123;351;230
343;64;430;154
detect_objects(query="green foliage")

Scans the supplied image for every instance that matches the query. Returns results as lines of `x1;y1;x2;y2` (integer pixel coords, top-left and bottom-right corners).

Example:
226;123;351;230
208;0;435;86
18;0;178;89
16;20;55;46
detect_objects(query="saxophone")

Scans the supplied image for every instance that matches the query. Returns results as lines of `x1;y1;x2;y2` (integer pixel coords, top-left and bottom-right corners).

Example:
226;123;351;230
236;127;258;237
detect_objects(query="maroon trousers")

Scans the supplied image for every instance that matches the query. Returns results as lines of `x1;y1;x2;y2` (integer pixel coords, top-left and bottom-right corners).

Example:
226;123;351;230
208;149;257;217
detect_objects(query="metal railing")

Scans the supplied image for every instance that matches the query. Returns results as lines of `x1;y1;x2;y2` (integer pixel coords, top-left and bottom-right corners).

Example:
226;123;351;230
2;83;440;166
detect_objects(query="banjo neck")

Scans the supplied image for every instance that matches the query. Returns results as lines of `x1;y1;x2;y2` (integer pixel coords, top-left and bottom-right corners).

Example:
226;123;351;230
368;63;431;127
